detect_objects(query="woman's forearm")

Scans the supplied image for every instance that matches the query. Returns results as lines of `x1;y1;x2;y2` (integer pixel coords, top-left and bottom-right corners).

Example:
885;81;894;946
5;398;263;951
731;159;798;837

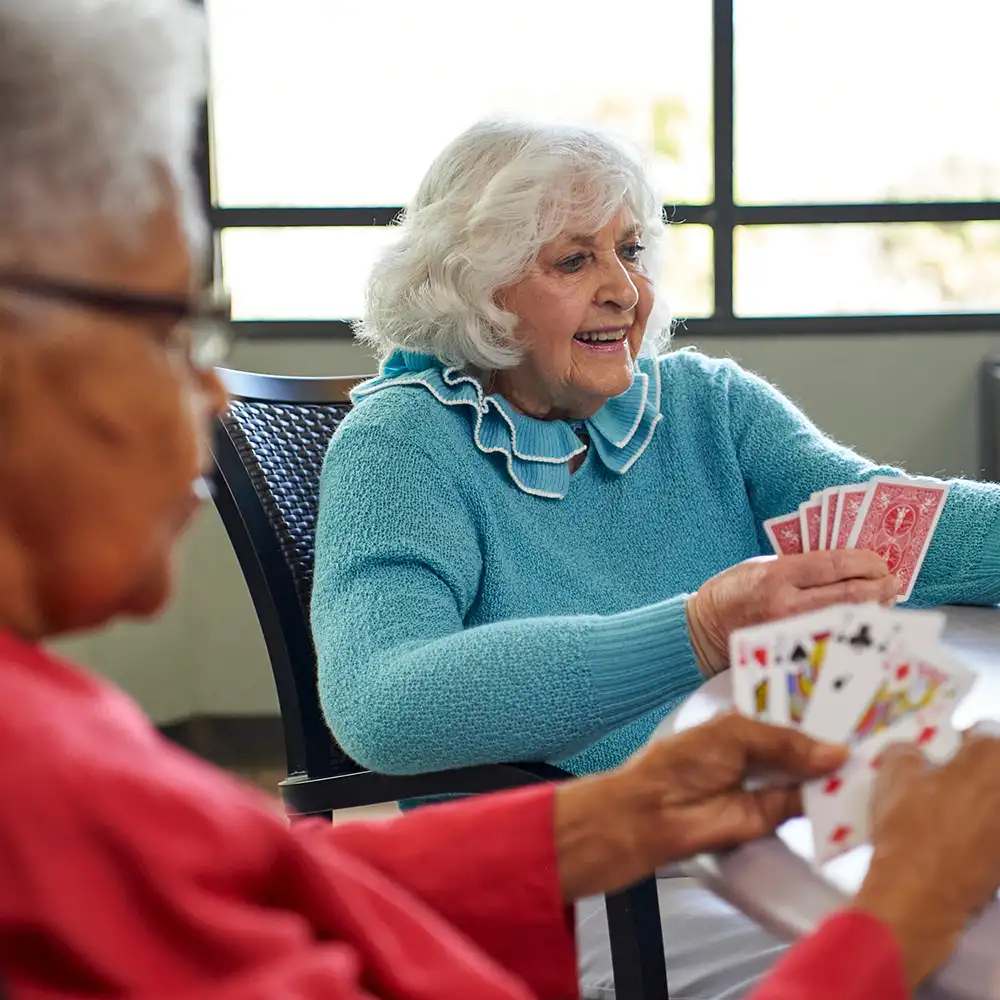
317;594;702;774
745;911;907;1000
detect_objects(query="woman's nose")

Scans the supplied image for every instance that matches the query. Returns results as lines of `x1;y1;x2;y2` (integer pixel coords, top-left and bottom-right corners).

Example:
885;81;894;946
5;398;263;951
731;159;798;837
597;257;640;312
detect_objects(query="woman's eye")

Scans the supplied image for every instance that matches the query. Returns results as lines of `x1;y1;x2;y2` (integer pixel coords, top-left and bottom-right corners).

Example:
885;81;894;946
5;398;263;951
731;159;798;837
557;254;587;273
620;242;646;262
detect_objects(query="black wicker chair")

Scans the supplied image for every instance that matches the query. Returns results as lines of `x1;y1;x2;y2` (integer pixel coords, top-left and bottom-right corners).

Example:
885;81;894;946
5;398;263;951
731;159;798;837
210;367;669;1000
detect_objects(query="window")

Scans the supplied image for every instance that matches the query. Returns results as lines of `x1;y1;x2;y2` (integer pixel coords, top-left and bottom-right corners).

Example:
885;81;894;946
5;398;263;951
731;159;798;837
203;0;1000;337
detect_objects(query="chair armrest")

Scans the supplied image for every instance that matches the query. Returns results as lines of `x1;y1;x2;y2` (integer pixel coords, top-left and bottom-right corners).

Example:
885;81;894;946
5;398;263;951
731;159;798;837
281;763;671;996
280;760;572;816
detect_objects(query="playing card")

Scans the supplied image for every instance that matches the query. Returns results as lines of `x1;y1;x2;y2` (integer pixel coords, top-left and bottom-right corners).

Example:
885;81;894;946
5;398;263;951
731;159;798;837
891;608;947;643
767;608;848;726
803;609;970;863
731;603;975;865
799;501;823;553
763;512;804;556
851;640;975;743
804;747;873;862
847;477;949;602
808;491;824;550
799;607;893;743
805;713;962;863
729;623;777;720
819;488;840;551
831;483;870;551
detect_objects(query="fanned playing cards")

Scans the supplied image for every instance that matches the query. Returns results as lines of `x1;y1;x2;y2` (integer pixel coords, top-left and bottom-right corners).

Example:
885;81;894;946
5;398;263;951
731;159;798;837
730;604;975;863
763;476;949;602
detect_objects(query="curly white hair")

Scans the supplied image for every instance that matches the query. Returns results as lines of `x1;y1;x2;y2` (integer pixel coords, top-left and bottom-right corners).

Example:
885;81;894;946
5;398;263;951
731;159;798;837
356;119;671;371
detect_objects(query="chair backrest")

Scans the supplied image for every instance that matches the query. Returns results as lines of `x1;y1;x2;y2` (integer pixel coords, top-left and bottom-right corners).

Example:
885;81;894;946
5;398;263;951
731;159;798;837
210;368;369;779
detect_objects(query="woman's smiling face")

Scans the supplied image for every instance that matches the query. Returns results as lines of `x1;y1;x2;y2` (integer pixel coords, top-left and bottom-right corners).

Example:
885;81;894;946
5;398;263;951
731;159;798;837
493;209;654;421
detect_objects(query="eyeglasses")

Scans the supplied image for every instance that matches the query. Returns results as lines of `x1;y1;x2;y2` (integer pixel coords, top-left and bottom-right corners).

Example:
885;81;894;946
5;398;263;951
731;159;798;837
0;272;235;369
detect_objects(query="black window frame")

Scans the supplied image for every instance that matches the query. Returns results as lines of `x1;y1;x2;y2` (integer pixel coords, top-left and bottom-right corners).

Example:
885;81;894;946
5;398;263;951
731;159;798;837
199;0;1000;340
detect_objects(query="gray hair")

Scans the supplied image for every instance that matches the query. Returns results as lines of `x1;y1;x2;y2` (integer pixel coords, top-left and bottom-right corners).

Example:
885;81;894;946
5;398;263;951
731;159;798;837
356;119;671;371
0;0;207;265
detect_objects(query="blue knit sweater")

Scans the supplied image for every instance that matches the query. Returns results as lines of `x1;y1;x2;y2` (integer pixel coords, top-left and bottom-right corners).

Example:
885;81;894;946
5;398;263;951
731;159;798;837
311;349;1000;777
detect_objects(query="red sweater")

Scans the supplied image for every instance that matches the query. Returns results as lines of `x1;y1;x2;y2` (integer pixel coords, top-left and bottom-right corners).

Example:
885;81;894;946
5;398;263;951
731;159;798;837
0;632;907;1000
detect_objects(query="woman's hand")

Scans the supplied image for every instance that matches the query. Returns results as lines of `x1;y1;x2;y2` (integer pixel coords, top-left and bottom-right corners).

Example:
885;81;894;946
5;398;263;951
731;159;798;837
852;731;1000;990
554;713;846;901
687;552;897;675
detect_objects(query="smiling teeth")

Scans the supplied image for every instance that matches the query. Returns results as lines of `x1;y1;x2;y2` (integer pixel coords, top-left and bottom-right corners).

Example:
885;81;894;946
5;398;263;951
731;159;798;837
576;330;625;342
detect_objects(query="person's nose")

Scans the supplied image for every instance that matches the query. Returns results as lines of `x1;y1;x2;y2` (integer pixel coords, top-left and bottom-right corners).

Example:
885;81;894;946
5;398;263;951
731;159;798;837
595;254;639;313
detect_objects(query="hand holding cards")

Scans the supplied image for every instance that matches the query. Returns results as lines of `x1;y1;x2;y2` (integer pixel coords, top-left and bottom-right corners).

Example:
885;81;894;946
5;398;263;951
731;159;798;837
730;604;975;863
763;477;949;602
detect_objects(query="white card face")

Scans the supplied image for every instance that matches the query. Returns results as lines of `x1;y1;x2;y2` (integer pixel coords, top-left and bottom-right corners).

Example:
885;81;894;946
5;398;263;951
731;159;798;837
767;607;851;727
799;608;891;743
806;714;961;863
891;609;946;644
729;624;777;720
804;755;871;863
851;639;976;743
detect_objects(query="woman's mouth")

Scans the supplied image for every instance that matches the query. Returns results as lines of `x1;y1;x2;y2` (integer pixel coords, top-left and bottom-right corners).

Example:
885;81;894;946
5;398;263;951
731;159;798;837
573;328;628;353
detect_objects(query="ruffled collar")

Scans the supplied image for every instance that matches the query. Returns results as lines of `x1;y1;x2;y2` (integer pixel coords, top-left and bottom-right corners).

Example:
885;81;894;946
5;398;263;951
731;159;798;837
351;349;662;499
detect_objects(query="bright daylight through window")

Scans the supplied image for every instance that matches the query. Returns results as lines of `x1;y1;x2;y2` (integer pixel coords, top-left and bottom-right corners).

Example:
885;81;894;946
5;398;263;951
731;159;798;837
205;0;1000;331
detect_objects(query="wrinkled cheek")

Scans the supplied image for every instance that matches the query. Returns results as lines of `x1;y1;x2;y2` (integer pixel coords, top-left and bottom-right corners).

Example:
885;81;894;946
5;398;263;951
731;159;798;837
633;283;656;355
136;373;202;467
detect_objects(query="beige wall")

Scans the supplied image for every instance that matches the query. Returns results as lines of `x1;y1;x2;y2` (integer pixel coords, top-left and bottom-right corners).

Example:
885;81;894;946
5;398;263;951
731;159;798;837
51;331;1000;722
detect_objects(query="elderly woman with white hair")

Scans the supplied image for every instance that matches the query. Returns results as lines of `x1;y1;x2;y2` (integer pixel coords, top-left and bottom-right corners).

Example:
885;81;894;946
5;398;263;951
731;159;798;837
0;2;873;999
9;3;1000;1000
311;119;1000;997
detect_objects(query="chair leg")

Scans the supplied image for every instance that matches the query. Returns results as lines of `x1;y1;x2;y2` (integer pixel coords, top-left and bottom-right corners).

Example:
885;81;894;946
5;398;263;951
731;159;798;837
606;876;669;1000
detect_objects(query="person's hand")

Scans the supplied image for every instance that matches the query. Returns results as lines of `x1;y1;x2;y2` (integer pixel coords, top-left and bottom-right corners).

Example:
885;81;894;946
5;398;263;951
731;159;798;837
554;713;846;901
687;552;897;675
852;731;1000;990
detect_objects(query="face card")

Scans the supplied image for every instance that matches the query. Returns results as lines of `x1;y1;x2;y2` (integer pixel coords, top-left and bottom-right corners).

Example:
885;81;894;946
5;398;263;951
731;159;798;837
729;624;777;720
764;512;804;556
767;608;847;726
799;501;823;553
820;488;840;551
851;641;975;743
799;607;891;743
846;477;950;601
832;483;870;550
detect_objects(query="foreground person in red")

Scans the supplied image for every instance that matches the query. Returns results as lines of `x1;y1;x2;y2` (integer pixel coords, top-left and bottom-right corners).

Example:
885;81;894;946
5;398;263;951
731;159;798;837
4;2;1000;999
